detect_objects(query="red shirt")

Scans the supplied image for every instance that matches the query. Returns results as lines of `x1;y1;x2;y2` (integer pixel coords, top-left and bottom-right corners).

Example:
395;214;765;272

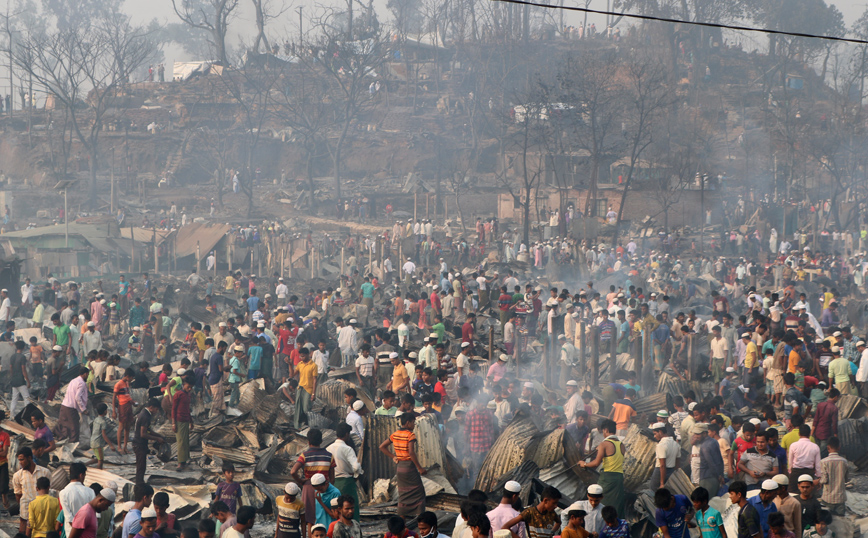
733;436;755;463
430;292;441;311
278;327;298;355
461;322;474;342
434;381;447;403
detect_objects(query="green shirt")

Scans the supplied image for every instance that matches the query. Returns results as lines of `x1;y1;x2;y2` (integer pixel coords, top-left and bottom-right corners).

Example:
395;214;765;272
361;282;375;299
431;323;446;343
375;406;397;416
53;324;70;347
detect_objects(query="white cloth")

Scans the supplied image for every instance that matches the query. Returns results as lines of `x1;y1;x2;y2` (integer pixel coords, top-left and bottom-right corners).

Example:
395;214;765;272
0;297;10;321
564;393;581;423
81;330;103;355
562;501;603;534
60;481;96;538
655;436;680;468
20;284;33;304
402;261;416;275
326;438;361;478
857;349;868;383
346;409;364;442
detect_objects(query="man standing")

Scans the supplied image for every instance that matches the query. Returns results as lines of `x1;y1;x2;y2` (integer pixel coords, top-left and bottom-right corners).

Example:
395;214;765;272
771;474;801;534
57;367;88;443
60;463;95;538
819;437;847;515
464;395;496;484
327;424;361;521
709;326;728;394
488;482;527;538
80;321;102;356
813;388;839;455
9;341;30;416
650;423;679;490
578;419;625;515
694;423;724;496
209;341;228;418
134;398;165;485
68;489;115;538
172;376;193;471
12;447;50;534
788;425;821;487
293;347;318;430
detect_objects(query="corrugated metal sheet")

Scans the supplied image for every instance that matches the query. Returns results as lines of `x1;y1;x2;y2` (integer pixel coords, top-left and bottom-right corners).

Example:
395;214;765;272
663;468;695;497
656;372;703;401
489;460;540;504
362;414;446;495
238;379;266;414
538;460;586;502
528;428;565;469
202;444;257;465
837;394;867;420
474;417;539;493
836;418;867;461
621;424;656;491
119;227;174;245
633;392;672;419
174;223;231;258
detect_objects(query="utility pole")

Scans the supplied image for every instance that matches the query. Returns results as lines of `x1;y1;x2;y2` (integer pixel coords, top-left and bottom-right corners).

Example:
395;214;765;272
297;6;303;46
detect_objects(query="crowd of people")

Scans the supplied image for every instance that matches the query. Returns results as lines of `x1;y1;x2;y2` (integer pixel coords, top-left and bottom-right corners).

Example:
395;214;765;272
0;211;859;538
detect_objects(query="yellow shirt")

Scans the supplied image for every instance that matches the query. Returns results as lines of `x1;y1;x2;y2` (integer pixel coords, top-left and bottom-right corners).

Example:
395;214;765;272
780;430;815;450
28;494;60;538
296;360;318;395
194;331;206;351
224;276;235;291
392;362;409;392
744;341;758;369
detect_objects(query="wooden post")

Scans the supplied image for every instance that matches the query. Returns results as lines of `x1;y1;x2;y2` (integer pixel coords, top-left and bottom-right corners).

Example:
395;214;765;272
545;334;551;386
445;198;448;224
153;225;158;273
196;241;201;273
341;247;345;277
288;240;293;279
590;325;599;387
368;240;373;275
310;249;316;279
414;192;418;221
227;237;232;273
578;321;586;377
687;333;695;381
489;326;494;367
426;193;430;219
258;244;262;277
130;224;135;272
643;326;653;395
609;333;617;382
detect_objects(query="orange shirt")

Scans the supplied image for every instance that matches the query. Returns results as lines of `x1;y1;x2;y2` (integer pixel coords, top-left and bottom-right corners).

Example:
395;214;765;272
787;349;800;374
611;401;637;431
113;379;132;406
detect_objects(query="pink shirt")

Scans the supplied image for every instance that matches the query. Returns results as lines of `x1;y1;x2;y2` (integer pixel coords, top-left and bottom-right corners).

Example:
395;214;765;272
62;377;88;413
487;361;506;383
787;438;822;477
72;503;98;538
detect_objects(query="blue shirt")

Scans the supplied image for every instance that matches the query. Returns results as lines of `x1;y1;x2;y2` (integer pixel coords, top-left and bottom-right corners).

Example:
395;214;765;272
655;494;691;538
248;345;262;371
247;296;260;312
315;484;341;526
652;324;671;345
747;495;777;535
695;507;724;538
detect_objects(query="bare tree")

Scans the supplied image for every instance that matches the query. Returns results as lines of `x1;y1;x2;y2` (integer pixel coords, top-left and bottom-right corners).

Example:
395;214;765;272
15;14;155;205
171;0;239;66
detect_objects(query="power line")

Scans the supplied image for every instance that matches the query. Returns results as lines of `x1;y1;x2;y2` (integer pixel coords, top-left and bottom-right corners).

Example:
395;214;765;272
490;0;868;45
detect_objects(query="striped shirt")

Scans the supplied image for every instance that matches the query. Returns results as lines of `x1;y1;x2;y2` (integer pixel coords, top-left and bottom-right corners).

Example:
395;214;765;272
390;429;416;461
296;448;335;480
819;453;848;504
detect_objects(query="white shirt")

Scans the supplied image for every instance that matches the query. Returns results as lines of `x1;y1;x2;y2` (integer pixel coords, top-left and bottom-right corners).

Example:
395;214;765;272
402;261;416;275
655;436;680;468
564;392;581;422
60;481;95;538
275;283;288;298
476;276;487;291
857;349;868;383
20;284;33;304
337;326;358;353
346;409;364;441
81;330;102;355
562;501;603;534
326;438;361;478
0;297;10;321
313;349;329;374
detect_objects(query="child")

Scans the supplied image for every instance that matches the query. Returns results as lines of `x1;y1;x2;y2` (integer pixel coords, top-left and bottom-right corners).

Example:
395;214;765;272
215;463;242;515
561;509;590;538
156;336;168;365
29;337;44;388
384;516;418;538
129;326;142;356
763;349;776;399
310;524;327;538
689;486;725;538
420;394;442;424
154;492;180;537
275;482;303;538
411;368;432;400
198;519;216;538
599;506;630;538
89;403;116;469
135;508;159;538
803;510;833;538
30;411;56;455
769;513;794;538
109;302;120;337
28;476;60;538
375;391;397;416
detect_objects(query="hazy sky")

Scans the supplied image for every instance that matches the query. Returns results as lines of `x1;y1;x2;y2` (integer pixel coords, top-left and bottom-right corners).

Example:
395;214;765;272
123;0;868;71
